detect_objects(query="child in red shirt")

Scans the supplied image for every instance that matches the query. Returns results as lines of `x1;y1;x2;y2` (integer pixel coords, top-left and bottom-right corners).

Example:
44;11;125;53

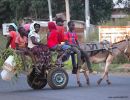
65;21;82;74
47;21;70;50
56;18;66;44
47;22;59;48
47;22;71;64
66;21;92;87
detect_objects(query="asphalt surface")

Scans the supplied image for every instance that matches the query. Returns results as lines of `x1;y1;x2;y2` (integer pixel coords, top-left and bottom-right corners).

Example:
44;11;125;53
0;73;130;100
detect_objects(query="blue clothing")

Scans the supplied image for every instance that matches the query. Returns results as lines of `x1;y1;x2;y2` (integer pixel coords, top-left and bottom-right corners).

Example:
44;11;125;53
51;44;70;51
62;44;71;50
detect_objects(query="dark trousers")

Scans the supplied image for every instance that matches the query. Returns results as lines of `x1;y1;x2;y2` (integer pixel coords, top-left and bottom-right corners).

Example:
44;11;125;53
71;47;82;68
71;48;91;70
71;53;77;68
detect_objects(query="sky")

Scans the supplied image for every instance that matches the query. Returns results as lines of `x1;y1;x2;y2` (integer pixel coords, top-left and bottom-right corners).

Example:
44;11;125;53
113;0;129;8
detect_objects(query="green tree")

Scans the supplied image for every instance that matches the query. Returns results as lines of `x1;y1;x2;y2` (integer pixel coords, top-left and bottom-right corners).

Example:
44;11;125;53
51;0;65;16
0;0;12;25
30;0;48;19
0;0;49;25
90;0;113;24
70;0;113;25
0;0;118;25
69;0;85;21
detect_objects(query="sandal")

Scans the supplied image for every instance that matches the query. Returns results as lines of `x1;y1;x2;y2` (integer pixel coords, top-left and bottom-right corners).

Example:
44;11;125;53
86;79;90;85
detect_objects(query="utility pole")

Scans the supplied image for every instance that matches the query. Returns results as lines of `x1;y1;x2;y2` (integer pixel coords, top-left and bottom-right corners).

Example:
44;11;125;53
65;0;70;30
48;0;53;21
85;0;90;41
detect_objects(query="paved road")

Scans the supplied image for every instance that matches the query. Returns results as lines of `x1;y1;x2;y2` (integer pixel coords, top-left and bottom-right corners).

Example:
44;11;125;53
0;73;130;100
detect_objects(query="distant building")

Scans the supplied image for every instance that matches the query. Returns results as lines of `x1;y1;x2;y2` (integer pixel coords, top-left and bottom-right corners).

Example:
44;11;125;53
111;0;130;20
111;8;128;20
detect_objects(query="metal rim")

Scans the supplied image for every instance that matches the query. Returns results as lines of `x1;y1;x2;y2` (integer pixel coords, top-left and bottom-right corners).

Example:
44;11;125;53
52;72;67;86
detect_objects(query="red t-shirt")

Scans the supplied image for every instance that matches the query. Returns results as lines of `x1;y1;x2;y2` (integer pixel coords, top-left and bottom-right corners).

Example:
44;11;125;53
47;30;59;48
65;31;78;45
9;31;17;49
56;25;66;43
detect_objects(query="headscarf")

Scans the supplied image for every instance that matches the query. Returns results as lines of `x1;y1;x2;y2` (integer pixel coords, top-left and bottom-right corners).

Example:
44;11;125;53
23;23;31;32
30;23;36;32
28;22;36;37
28;23;40;43
12;23;18;32
48;22;57;32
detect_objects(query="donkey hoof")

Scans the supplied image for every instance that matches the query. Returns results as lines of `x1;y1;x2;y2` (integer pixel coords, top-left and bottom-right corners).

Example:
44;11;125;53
97;78;102;85
106;80;111;85
87;79;90;85
77;81;82;87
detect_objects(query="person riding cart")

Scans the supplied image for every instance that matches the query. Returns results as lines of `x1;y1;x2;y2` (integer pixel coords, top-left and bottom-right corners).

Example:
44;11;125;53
65;21;92;87
47;21;72;64
26;22;69;90
65;21;92;73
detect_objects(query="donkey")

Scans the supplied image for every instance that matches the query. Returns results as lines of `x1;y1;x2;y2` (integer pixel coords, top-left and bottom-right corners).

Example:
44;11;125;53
78;38;130;86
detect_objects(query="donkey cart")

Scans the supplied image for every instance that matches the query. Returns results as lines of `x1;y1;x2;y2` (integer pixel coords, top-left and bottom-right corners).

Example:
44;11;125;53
16;45;69;90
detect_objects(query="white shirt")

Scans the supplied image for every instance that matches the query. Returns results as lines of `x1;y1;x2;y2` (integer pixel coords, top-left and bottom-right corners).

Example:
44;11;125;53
28;31;40;48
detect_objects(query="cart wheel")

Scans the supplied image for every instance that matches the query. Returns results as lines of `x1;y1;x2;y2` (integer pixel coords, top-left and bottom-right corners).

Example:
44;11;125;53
47;67;68;89
27;70;47;90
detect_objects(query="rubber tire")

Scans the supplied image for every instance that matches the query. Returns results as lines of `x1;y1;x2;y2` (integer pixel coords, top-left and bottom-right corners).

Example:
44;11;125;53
47;67;68;89
27;70;47;90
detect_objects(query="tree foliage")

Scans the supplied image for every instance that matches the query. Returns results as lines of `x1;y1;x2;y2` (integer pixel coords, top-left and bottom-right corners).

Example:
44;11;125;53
0;0;12;24
69;0;85;21
70;0;113;24
0;0;124;26
89;0;113;24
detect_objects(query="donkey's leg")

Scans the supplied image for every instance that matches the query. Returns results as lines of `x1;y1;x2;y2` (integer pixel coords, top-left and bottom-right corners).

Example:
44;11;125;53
97;64;108;85
97;54;113;85
83;71;90;85
76;69;82;87
97;66;108;85
105;54;113;85
106;72;111;85
97;78;103;85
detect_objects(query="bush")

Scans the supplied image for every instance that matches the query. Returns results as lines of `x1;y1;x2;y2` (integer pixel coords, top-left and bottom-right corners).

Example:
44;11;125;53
0;34;7;51
112;54;129;64
64;58;72;70
0;48;26;74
